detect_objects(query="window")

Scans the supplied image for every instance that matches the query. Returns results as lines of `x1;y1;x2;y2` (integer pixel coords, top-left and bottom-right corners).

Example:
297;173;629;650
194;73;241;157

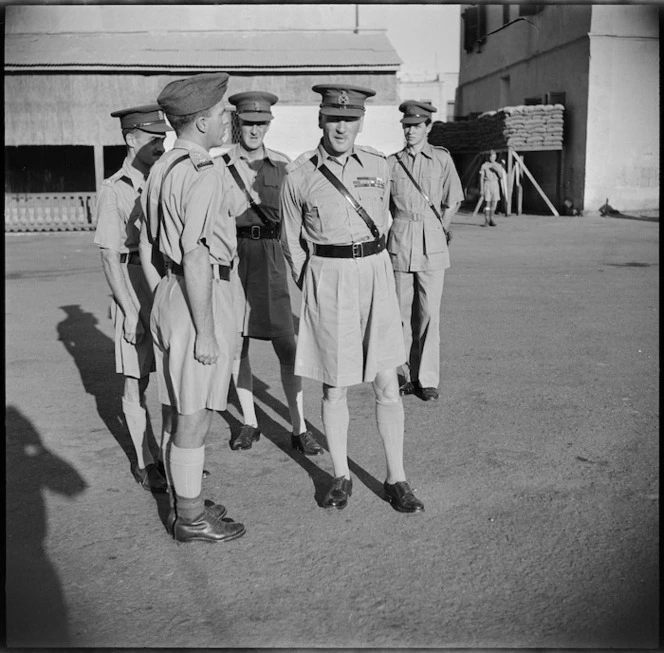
524;96;543;106
546;92;566;106
463;5;487;53
500;75;511;107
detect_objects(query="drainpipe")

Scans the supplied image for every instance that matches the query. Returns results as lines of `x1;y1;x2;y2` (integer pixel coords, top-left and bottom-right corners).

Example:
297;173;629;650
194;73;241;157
354;5;359;33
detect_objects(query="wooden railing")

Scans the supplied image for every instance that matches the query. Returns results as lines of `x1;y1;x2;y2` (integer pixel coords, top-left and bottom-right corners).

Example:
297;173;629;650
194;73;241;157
5;193;97;232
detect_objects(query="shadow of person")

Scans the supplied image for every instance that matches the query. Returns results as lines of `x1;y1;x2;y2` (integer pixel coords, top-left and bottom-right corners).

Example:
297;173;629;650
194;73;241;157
223;374;385;505
5;405;88;647
56;304;157;465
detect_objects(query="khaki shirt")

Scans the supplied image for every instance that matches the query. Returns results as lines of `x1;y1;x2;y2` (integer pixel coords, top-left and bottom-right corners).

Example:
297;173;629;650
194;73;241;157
388;143;464;272
216;145;290;227
93;158;145;253
280;142;391;284
141;139;236;267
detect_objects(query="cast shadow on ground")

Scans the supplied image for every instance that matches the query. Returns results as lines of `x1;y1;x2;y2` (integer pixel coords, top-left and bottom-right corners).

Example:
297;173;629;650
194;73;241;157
221;375;385;506
5;405;88;647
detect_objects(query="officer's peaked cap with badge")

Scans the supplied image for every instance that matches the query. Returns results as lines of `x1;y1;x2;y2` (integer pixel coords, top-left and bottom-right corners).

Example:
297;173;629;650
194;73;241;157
229;91;278;122
399;100;438;125
312;83;376;118
110;104;172;134
157;72;230;117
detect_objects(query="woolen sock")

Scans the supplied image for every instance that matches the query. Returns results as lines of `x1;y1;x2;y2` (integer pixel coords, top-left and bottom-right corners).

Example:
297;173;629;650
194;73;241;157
173;493;205;523
122;397;153;469
160;427;172;487
169;444;205;499
375;399;406;484
321;396;350;479
232;357;258;427
281;364;306;434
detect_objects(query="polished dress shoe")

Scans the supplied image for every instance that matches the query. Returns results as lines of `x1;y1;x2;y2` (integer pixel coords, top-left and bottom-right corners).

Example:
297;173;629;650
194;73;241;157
322;476;352;509
131;462;168;493
419;387;439;401
173;505;245;543
291;430;324;455
399;381;417;396
230;424;261;450
156;459;209;479
166;499;227;535
384;481;424;513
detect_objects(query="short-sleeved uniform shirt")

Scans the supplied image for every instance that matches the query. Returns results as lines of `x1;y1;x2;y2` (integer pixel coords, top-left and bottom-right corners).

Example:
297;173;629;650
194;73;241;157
217;144;294;339
141;139;238;414
93;158;154;378
280;142;406;386
388;143;464;272
480;161;504;202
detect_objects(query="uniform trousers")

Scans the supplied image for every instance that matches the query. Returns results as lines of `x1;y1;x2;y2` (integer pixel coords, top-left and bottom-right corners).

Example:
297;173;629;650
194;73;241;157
393;268;445;389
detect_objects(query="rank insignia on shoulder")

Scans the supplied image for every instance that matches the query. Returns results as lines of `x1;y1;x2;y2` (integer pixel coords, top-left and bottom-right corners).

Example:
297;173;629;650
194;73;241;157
189;151;214;171
353;177;385;189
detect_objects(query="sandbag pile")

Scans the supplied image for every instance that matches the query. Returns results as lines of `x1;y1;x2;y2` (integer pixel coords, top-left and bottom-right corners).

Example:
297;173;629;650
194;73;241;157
429;104;564;153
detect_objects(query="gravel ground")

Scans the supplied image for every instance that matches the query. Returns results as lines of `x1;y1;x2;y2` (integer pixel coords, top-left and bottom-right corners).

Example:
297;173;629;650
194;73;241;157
5;210;659;649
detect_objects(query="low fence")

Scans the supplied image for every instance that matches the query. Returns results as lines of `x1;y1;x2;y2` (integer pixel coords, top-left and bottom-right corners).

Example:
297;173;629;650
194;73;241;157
5;193;97;232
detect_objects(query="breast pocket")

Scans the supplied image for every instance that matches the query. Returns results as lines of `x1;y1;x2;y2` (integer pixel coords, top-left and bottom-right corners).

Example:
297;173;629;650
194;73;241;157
356;186;386;228
256;179;281;211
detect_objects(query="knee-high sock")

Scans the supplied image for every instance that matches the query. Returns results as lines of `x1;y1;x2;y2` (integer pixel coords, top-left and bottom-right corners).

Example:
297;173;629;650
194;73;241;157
169;444;205;500
281;364;306;434
375;399;406;484
232;357;257;427
160;426;172;487
321;396;350;478
122;398;153;469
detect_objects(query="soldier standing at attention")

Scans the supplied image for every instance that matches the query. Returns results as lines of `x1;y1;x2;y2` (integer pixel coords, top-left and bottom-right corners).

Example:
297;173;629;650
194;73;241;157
387;101;464;402
219;91;323;456
93;105;169;493
140;72;246;544
280;83;424;513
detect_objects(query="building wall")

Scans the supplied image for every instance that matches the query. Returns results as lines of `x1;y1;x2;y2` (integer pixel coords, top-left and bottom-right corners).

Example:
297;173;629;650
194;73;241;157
584;6;659;211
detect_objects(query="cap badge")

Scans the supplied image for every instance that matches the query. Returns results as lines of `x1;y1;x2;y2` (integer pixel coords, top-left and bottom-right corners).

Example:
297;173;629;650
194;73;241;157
253;101;261;111
338;90;349;106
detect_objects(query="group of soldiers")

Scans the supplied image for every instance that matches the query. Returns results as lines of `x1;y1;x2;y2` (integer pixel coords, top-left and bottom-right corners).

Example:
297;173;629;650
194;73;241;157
93;71;464;544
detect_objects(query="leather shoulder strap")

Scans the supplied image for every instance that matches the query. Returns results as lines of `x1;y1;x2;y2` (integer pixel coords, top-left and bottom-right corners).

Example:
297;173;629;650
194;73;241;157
145;154;189;245
222;153;271;226
310;154;379;239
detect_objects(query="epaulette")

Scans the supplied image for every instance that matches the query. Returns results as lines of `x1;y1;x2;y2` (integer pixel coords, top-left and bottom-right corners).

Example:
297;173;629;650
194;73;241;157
266;147;292;165
286;150;317;173
102;168;129;187
188;149;215;171
431;144;451;155
355;144;387;158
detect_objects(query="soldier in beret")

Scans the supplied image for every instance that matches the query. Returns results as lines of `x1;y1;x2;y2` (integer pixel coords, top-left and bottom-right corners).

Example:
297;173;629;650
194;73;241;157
388;100;464;402
218;91;323;456
139;72;246;544
93;104;170;493
280;83;424;513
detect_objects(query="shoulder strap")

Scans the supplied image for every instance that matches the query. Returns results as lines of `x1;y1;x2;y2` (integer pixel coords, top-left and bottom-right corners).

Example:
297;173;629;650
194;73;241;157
310;154;380;239
222;153;271;226
396;156;450;239
145;154;189;246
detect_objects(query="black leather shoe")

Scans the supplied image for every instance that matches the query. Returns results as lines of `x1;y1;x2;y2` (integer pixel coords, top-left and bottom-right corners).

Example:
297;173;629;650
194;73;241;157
322;476;352;509
291;430;324;455
384;481;425;513
173;506;245;543
419;387;439;401
166;499;227;535
399;381;417;396
131;462;168;493
230;424;261;450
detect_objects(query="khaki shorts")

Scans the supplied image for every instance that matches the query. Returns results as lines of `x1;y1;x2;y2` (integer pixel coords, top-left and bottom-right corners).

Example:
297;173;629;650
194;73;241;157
150;273;238;415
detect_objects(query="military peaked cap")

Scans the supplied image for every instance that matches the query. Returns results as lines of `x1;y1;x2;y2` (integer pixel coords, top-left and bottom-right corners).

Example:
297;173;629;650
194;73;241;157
312;83;376;118
399;100;438;125
158;72;230;116
110;104;172;133
229;91;278;121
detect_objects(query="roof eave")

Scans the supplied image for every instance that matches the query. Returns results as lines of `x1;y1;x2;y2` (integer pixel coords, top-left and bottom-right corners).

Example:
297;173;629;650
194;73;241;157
5;64;401;73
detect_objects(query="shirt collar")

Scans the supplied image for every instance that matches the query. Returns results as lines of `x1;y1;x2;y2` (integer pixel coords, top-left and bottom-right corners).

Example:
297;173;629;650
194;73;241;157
228;143;277;167
173;138;213;160
120;157;147;190
316;141;364;168
402;142;434;161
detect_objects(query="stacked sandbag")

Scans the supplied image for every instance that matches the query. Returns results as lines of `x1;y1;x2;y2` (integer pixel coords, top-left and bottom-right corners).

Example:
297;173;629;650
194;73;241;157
429;104;564;153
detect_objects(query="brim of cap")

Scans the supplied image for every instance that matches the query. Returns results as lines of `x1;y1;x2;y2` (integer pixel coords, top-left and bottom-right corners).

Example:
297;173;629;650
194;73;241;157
236;112;274;122
320;107;365;118
137;121;173;134
401;116;429;125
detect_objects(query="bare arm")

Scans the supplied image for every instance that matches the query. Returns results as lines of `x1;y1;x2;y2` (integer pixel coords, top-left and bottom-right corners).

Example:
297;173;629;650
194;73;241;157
183;244;219;365
99;248;143;344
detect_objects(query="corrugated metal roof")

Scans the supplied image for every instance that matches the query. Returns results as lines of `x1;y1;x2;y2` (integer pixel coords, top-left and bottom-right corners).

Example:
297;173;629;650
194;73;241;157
5;31;402;72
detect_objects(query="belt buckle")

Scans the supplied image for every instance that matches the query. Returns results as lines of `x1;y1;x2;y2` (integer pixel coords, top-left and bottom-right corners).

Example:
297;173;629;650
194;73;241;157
351;242;363;258
250;225;261;240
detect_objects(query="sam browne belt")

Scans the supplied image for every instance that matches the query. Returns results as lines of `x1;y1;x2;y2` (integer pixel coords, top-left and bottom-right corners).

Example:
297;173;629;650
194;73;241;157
237;223;281;240
313;234;386;259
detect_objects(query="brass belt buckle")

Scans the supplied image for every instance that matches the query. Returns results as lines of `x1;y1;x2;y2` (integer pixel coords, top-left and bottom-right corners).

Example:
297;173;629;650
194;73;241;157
351;242;363;258
251;225;261;240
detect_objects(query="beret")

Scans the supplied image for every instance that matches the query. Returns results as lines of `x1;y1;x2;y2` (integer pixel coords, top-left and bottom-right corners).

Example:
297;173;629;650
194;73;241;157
312;83;376;118
399;100;438;124
228;91;278;121
158;72;230;116
110;104;171;133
